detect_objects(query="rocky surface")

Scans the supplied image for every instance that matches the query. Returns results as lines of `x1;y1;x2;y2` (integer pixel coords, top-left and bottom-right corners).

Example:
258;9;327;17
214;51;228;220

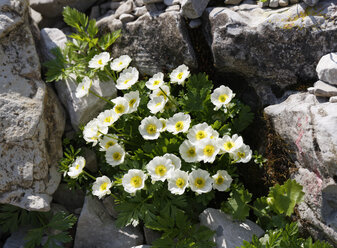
52;183;85;213
264;92;337;245
181;0;210;19
203;0;337;105
97;9;197;75
308;80;337;97
74;196;144;248
199;208;265;248
0;0;65;211
316;52;337;85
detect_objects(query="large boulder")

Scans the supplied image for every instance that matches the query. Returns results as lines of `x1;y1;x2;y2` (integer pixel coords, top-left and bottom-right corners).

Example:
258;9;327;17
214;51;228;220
0;0;65;211
74;196;144;248
264;92;337;245
203;0;337;104
97;11;197;75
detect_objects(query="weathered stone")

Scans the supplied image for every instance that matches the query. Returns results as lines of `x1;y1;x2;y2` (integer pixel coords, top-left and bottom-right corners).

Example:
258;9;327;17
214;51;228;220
81;147;98;173
74;196;143;248
144;227;161;244
269;0;279;7
119;13;136;23
189;18;202;28
279;0;289;6
97;11;196;75
29;7;42;25
102;195;118;218
181;0;210;19
144;0;163;3
164;0;181;5
53;183;85;213
199;208;264;247
264;92;337;245
0;0;64;211
40;28;67;62
316;53;337;86
115;0;134;18
303;0;320;6
203;1;337;104
135;0;145;7
165;4;180;12
30;0;97;18
330;96;337;103
312;80;337;97
134;6;148;16
258;0;269;7
224;0;243;5
3;226;29;248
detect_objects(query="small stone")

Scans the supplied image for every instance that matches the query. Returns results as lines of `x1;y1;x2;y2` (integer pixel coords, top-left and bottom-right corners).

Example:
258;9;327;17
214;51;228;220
119;13;136;23
308;87;315;94
189;18;202;28
269;0;279;7
224;0;243;5
40;28;67;62
144;227;162;244
313;80;337;97
329;96;337;103
135;0;145;7
29;7;42;25
165;4;180;11
257;0;269;7
181;0;210;19
115;0;134;18
303;0;320;6
279;0;289;7
90;6;101;20
316;53;337;86
144;0;163;3
102;196;119;218
134;6;148;16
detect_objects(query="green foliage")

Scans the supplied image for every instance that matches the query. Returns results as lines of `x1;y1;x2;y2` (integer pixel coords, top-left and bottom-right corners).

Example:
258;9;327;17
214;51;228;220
24;212;77;248
240;223;333;248
230;103;254;133
222;187;252;220
253;151;267;168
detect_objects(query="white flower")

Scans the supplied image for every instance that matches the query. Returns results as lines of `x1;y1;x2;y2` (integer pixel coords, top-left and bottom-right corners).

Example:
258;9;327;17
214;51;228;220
92;176;113;199
163;153;181;170
159;118;167;132
179;140;200;163
210;86;234;110
146;156;175;182
218;134;243;154
88;52;111;70
212;170;232;191
170;64;190;85
167;170;189;195
138;116;162;140
67;156;85;179
105;144;125;167
75;76;92;98
83;118;108;146
166;113;191;135
116;67;139;90
99;135;118;151
150;85;170;101
124;90;140;113
231;144;252;163
145;72;165;90
111;97;130;115
147;96;167;114
122;169;147;194
110;55;132;72
187;123;214;144
197;139;220;163
97;109;119;127
188;169;213;194
210;129;219;140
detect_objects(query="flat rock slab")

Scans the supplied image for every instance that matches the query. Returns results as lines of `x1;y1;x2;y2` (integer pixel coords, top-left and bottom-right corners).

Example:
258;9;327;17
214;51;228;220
0;0;64;211
199;208;264;248
311;80;337;97
97;11;197;75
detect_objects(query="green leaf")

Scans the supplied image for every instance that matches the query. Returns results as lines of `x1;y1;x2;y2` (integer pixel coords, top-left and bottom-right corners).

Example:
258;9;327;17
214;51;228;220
63;6;88;33
268;179;305;216
87;19;98;38
231;104;254;133
43;48;66;82
98;30;121;50
223;188;252;220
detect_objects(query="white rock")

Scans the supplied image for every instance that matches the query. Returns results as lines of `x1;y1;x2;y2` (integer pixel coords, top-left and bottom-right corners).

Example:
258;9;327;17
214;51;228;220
307;87;315;94
181;0;210;19
135;0;145;7
189;18;202;28
316;53;337;86
279;0;289;6
74;196;144;248
313;80;337;97
269;0;279;7
115;0;134;18
257;0;269;7
119;13;136;22
40;28;67;62
166;4;180;11
134;6;148;16
199;208;264;248
330;96;337;103
29;7;42;24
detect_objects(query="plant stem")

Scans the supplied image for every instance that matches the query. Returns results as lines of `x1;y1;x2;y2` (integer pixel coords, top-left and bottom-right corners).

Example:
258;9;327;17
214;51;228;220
89;89;114;106
159;87;179;107
83;170;96;180
105;67;116;81
246;203;273;220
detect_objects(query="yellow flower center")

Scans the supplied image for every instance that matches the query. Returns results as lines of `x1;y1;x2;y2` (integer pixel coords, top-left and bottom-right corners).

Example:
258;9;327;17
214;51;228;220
224;141;235;151
175;121;184;132
196;131;206;140
177;72;184;79
157;91;167;100
129;99;136;107
161;121;166;129
215;176;224;185
146;124;157;135
187;147;196;157
237;152;245;158
115;104;125;114
119;61;123;65
100;182;108;191
124;79;130;84
194;177;205;189
155;165;167;177
105;141;115;149
75;164;80;170
130;176;142;188
218;94;228;103
113;152;122;161
98;59;103;65
203;145;215;156
155;102;162;107
153;80;160;86
104;116;112;123
176;178;185;188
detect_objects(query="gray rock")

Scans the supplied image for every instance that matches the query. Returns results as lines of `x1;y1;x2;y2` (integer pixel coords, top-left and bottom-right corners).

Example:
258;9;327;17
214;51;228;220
0;0;64;211
203;1;337;103
224;0;243;5
74;196;143;248
102;195;118;218
269;0;278;8
144;0;163;3
115;0;134;18
189;18;202;28
257;0;269;7
316;53;337;86
111;2;122;10
165;4;180;11
134;6;148;16
119;13;136;23
97;11;196;75
89;6;101;20
40;28;67;62
312;80;337;97
53;183;85;213
29;7;42;25
330;96;337;103
164;0;181;5
199;208;264;248
303;0;320;6
144;227;161;244
279;0;289;6
3;226;29;248
181;0;210;19
30;0;97;18
155;2;167;10
82;147;98;173
135;0;145;7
